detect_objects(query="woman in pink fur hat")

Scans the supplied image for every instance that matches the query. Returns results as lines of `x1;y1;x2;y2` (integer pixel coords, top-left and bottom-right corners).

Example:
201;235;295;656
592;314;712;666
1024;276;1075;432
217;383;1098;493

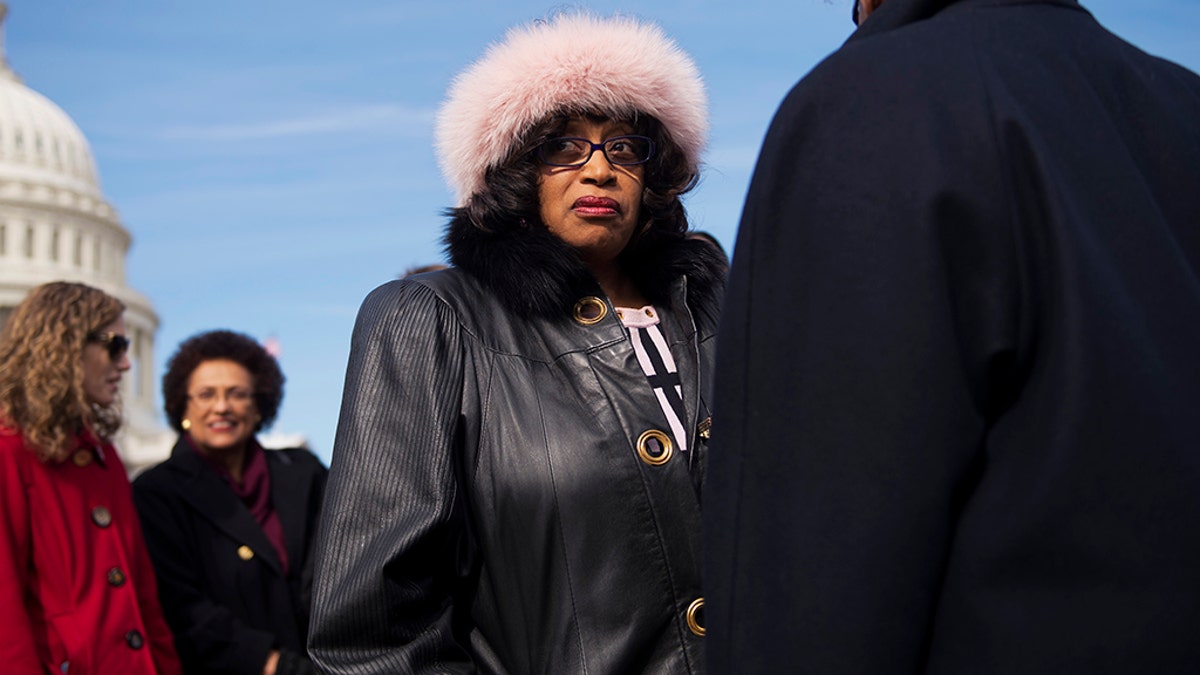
310;13;724;674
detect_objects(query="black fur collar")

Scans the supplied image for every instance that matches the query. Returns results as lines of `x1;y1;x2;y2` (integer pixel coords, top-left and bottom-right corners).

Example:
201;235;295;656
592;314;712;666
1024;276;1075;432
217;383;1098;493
443;214;726;321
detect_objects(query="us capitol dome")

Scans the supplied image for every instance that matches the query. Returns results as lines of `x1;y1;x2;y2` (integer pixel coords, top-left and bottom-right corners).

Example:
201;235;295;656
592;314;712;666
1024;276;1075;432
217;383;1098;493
0;3;171;472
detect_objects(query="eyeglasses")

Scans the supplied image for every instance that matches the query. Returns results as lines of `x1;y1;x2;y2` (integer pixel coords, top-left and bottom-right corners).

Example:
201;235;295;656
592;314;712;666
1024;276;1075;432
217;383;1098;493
87;331;130;360
188;388;255;407
536;135;655;167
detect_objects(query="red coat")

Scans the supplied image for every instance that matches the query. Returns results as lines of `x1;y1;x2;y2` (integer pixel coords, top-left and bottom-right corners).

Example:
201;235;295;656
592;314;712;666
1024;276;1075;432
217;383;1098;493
0;428;182;675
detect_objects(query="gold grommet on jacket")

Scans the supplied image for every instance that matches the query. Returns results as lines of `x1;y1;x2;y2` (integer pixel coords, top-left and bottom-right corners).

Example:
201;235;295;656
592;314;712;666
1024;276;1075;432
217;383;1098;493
686;597;706;636
636;429;673;466
573;296;607;325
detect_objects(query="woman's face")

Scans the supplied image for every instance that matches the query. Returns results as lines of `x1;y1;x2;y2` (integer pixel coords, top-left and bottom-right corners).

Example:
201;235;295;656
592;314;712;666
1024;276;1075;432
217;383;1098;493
183;358;258;456
81;317;130;407
538;117;645;269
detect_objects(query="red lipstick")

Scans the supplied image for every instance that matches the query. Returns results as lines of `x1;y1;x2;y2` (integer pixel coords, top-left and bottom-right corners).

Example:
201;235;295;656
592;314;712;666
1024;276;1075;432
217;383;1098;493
572;195;620;216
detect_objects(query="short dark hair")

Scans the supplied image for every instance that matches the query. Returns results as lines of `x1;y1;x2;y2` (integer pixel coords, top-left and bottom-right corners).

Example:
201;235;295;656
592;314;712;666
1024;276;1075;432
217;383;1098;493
454;111;699;239
162;330;284;434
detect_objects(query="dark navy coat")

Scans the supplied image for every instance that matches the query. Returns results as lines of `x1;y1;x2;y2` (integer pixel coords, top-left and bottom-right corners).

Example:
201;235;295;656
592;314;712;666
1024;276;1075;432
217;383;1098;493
706;0;1200;672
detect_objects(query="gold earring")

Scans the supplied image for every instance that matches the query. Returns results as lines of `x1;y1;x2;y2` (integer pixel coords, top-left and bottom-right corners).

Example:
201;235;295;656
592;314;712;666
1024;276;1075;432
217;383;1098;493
181;418;191;431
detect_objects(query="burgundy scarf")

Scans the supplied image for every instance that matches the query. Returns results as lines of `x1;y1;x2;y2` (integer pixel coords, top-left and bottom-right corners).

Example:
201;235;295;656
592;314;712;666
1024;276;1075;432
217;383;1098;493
189;436;290;575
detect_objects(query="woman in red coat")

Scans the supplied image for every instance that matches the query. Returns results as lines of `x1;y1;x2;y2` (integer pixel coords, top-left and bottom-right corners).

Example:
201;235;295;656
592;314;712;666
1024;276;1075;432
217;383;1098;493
0;281;181;675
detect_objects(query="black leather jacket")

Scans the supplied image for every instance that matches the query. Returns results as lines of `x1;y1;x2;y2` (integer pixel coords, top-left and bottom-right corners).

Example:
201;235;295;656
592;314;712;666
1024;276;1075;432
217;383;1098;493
310;223;724;674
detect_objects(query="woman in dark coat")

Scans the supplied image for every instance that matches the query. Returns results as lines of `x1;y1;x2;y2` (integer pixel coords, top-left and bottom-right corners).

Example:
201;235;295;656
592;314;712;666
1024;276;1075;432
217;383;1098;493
308;12;724;675
133;330;326;675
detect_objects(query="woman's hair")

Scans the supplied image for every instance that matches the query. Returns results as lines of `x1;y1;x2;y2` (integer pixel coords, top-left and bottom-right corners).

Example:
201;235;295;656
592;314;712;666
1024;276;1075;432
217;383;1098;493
455;110;699;241
161;329;284;434
0;282;125;461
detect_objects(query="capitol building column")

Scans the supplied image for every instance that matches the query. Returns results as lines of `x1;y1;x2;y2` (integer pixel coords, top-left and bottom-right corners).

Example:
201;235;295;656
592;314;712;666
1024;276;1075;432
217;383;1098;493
0;2;171;472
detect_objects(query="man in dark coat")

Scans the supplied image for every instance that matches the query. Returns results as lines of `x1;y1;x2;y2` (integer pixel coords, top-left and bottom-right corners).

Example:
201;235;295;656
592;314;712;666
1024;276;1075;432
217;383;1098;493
705;0;1200;672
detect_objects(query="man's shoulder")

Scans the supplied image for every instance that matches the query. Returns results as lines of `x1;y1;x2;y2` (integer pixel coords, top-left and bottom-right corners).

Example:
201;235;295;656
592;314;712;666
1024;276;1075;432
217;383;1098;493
793;19;978;105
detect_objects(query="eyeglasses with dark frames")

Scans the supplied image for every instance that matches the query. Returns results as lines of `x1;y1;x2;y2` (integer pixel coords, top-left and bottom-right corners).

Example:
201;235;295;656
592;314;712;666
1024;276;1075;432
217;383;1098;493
536;135;656;167
87;331;131;360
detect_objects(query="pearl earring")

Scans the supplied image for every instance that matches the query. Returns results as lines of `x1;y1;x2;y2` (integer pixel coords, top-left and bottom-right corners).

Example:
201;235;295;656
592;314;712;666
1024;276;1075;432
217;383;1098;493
181;418;191;431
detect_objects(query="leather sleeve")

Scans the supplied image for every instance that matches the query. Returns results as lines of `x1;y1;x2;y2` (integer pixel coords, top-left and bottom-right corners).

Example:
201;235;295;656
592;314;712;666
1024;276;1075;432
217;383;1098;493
308;279;475;674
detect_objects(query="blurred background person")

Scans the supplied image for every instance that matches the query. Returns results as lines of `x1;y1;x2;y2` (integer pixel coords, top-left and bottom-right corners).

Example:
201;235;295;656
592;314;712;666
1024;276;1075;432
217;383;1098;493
0;281;182;674
309;12;724;674
134;330;326;675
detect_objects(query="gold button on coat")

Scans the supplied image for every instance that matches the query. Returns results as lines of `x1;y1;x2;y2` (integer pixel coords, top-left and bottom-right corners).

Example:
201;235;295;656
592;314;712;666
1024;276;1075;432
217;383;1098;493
636;429;674;466
686;597;706;636
91;506;112;528
237;545;254;561
107;567;127;587
72;450;92;467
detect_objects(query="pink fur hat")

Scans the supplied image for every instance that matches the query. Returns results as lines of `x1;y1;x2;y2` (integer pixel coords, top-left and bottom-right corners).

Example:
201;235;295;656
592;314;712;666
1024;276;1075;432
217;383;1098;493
435;12;708;206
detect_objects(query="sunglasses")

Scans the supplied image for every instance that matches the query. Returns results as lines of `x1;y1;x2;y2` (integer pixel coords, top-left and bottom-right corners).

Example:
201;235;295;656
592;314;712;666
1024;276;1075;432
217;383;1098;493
88;331;131;360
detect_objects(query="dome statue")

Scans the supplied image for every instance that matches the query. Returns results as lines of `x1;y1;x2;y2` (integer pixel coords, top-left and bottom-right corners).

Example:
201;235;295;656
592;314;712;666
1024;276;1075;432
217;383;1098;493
0;2;171;472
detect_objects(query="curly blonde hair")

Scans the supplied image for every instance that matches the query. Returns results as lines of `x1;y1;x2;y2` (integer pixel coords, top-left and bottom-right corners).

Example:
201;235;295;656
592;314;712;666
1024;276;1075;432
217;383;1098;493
0;282;125;462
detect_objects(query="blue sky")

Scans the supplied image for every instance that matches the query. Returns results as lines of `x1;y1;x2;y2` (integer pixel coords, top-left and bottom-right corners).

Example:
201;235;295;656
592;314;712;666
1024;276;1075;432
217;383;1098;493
8;1;1198;463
